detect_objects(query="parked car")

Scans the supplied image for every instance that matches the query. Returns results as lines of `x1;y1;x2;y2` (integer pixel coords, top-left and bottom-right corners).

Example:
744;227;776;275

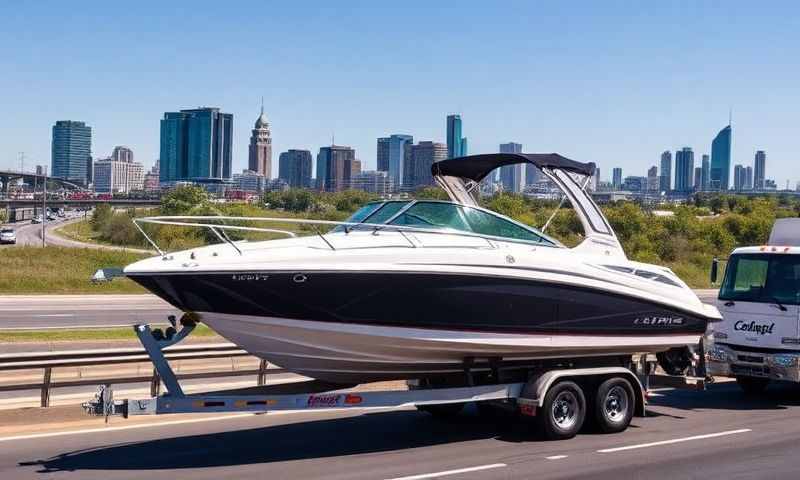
0;228;16;244
32;215;43;224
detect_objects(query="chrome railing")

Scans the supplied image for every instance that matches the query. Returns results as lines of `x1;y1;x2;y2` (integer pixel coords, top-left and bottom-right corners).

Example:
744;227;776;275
132;215;554;257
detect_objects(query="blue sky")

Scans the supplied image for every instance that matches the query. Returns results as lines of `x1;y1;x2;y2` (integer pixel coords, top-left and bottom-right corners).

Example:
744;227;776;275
1;1;798;185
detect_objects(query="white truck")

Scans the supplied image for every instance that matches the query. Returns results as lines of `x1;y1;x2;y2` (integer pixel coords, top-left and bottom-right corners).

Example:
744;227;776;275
707;218;800;393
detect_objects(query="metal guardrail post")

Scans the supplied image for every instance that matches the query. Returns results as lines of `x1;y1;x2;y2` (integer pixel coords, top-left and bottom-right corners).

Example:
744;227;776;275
257;359;267;386
41;367;52;407
150;368;161;397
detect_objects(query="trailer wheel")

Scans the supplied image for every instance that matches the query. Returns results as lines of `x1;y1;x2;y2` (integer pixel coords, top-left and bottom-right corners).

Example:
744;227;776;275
539;381;586;440
593;377;634;434
736;376;769;394
416;402;465;418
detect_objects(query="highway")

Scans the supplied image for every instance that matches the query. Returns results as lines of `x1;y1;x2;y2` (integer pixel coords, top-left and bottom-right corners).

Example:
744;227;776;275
1;381;800;479
0;294;178;329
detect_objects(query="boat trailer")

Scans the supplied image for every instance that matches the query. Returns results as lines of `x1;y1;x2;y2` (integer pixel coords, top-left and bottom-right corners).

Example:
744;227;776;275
83;318;707;435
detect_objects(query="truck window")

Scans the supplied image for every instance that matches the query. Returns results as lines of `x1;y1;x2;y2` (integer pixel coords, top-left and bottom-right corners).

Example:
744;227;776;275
720;254;800;305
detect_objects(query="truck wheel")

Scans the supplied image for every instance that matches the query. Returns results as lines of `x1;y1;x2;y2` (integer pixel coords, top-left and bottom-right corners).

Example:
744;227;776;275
594;377;635;434
416;403;465;418
736;376;769;394
539;381;586;440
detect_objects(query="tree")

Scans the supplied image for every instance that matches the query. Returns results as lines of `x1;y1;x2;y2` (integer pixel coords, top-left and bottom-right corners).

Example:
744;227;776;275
160;185;209;215
91;203;113;230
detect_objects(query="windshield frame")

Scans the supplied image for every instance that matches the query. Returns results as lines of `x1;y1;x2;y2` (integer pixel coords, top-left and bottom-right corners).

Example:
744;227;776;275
719;253;800;305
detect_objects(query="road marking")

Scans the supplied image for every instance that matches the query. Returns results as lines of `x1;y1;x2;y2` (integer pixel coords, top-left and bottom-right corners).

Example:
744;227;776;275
385;464;507;480
597;428;752;453
546;455;567;460
33;314;75;318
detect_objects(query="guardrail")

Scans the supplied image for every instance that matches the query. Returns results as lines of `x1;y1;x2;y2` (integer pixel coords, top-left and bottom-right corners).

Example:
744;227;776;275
0;343;286;407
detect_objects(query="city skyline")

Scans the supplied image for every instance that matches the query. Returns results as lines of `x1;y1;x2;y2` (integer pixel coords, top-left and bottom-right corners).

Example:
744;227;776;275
2;3;799;187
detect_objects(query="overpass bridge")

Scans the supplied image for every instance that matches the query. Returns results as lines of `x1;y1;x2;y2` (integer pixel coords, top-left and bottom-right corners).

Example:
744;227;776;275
0;169;87;191
1;198;160;208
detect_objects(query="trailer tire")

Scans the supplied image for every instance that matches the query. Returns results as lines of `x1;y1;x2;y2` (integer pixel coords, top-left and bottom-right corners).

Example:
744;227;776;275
736;376;769;394
593;377;634;434
539;381;586;440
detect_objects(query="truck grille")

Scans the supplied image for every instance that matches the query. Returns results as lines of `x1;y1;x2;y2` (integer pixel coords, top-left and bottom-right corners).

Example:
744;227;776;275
737;354;764;364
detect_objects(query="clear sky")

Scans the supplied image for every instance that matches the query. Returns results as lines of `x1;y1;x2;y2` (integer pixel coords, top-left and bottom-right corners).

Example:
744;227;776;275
1;1;798;186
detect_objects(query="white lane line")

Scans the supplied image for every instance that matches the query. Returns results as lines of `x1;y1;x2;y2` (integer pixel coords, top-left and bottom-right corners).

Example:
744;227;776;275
33;314;75;318
546;455;568;460
597;428;752;453
385;464;507;480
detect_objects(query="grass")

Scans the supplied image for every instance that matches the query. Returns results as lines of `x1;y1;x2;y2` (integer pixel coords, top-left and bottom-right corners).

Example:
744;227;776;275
56;218;109;245
0;246;150;294
0;324;218;343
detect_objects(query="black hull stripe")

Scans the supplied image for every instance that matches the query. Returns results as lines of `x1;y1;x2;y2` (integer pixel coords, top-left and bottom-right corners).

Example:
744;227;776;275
129;270;711;336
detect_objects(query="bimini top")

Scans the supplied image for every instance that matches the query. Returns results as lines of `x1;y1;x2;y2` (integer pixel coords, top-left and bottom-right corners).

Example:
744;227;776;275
432;153;596;182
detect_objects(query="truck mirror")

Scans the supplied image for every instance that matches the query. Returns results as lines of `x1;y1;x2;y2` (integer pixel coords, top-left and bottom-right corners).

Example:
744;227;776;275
710;258;718;284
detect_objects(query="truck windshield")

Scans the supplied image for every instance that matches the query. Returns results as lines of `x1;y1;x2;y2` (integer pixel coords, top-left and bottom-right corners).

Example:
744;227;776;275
719;254;800;305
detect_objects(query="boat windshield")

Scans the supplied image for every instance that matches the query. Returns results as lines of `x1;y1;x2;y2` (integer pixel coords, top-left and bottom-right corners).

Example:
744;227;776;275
342;200;554;246
719;253;800;305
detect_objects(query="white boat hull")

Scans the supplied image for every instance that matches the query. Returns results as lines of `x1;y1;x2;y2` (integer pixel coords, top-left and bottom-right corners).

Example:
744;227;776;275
200;312;702;383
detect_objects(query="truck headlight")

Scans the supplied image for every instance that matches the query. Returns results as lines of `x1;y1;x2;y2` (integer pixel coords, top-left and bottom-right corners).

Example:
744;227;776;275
705;345;729;363
770;354;799;368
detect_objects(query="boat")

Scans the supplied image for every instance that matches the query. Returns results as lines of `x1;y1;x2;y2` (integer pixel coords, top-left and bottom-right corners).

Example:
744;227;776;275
123;153;722;383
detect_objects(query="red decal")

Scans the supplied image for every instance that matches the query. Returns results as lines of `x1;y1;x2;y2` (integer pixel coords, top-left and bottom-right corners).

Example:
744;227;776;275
344;394;363;405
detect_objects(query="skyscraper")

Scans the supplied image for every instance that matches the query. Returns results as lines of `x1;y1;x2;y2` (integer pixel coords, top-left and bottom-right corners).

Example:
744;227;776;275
733;164;745;191
278;149;313;188
659;151;672;191
647;165;659;192
693;167;702;190
51;120;92;187
674;147;695;192
745;166;753;190
376;134;413;190
446;114;467;158
160;107;233;184
710;124;732;190
612;168;622;189
753;150;766;191
499;142;525;192
701;154;710;190
248;102;272;177
111;146;134;163
404;141;447;189
316;145;356;192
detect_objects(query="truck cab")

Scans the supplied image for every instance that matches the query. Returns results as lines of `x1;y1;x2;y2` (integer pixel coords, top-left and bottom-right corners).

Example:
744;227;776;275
707;219;800;393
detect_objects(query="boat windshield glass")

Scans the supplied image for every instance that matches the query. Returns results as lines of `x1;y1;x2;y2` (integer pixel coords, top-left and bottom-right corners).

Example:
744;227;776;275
344;202;384;224
719;254;800;305
389;201;553;245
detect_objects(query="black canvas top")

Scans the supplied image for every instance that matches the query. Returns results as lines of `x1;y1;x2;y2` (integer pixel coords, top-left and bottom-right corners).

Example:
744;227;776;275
432;153;596;182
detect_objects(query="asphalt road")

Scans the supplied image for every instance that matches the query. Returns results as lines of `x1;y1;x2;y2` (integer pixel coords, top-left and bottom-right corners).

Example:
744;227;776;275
0;294;178;329
0;291;719;330
2;381;800;479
